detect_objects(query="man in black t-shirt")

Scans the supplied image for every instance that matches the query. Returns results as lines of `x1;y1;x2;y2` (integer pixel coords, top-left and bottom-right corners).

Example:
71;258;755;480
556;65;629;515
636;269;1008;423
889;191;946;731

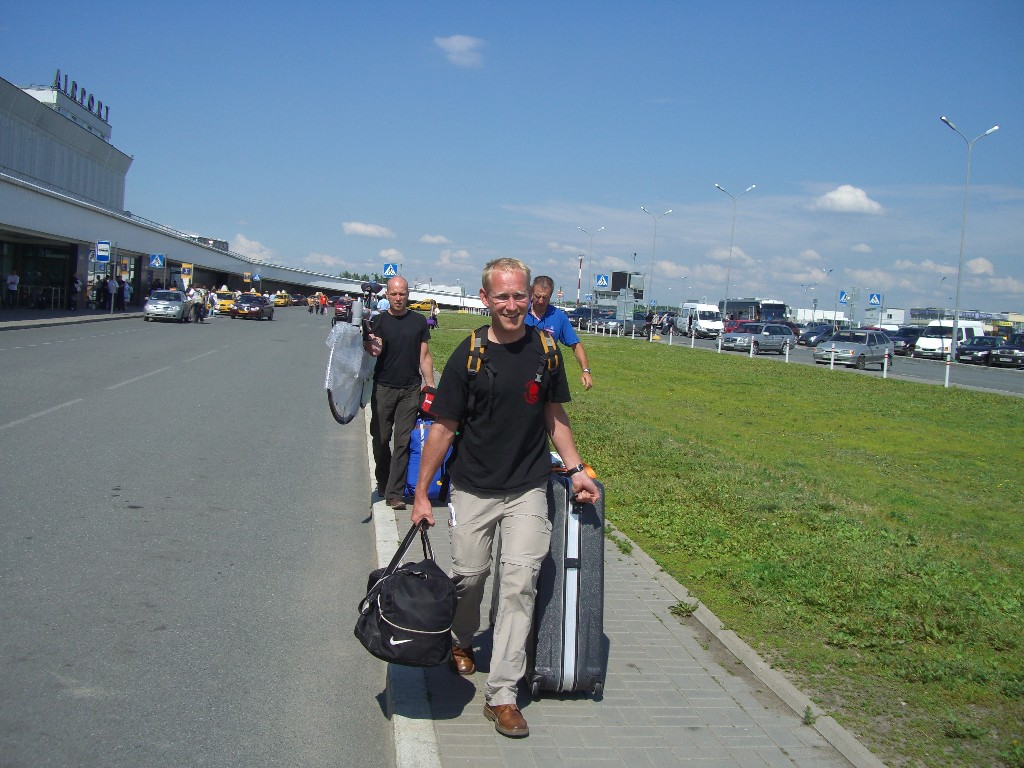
364;276;435;509
411;258;599;739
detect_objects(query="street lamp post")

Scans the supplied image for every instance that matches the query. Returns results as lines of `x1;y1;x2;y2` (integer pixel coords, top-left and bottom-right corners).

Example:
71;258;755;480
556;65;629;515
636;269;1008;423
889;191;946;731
715;184;755;323
939;115;999;360
640;207;671;311
579;225;604;324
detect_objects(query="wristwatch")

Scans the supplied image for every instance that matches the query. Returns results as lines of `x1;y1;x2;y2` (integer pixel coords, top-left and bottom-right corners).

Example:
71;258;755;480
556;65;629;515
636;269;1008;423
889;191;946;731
566;463;586;476
582;368;591;374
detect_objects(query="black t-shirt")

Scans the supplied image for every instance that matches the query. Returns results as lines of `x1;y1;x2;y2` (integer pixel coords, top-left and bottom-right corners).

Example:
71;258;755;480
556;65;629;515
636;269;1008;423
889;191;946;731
432;327;570;494
371;311;430;388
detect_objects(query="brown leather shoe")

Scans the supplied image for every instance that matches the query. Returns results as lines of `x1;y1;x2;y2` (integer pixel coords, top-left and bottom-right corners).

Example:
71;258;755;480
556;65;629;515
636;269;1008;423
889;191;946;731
448;644;475;675
386;498;406;510
483;703;529;738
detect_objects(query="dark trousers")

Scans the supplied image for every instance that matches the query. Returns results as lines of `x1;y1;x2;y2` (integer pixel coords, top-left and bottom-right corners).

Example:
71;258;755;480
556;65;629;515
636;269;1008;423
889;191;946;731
369;382;421;501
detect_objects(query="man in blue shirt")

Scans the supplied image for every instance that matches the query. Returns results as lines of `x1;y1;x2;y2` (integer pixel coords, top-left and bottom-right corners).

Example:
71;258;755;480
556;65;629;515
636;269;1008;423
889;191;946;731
524;275;593;390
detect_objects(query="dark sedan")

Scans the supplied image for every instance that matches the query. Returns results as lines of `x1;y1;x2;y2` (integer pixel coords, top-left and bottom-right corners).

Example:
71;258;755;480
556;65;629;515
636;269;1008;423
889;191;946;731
229;294;275;320
989;333;1024;369
888;326;925;356
954;335;1003;365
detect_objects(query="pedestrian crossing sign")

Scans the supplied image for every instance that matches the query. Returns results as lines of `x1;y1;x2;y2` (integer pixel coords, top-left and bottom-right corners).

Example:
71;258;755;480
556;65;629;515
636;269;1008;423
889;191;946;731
383;263;399;277
149;254;165;268
869;293;882;306
595;274;609;288
838;291;849;304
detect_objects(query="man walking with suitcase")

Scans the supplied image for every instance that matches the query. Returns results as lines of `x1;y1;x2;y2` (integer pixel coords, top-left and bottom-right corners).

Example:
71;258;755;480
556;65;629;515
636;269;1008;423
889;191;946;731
410;257;599;738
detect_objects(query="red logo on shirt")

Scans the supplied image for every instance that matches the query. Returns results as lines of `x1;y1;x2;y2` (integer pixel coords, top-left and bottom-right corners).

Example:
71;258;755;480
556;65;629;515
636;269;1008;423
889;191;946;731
523;379;540;405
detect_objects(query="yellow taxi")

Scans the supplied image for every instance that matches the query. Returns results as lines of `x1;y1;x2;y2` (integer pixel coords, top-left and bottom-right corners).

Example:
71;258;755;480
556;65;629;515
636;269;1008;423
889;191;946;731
408;299;433;311
273;292;291;307
214;291;237;313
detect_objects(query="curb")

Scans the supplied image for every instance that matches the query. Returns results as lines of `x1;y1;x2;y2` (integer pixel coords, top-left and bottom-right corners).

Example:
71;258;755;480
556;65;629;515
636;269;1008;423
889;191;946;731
364;412;443;768
0;312;144;331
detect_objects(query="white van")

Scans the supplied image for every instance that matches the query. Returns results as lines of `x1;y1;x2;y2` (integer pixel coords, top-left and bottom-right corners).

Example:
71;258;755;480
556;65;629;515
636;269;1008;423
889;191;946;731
678;302;724;338
911;320;986;360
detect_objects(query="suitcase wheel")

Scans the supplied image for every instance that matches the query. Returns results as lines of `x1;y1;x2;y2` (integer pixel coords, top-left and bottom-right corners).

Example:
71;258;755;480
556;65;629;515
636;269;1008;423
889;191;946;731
530;680;540;698
592;681;603;697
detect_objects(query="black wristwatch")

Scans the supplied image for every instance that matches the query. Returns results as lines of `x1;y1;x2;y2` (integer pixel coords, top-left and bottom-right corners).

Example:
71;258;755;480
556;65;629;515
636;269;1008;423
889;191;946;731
566;463;586;477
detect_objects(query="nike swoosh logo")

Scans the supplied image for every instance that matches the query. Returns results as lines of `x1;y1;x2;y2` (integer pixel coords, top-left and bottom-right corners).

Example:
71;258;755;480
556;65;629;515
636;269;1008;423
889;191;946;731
389;637;413;645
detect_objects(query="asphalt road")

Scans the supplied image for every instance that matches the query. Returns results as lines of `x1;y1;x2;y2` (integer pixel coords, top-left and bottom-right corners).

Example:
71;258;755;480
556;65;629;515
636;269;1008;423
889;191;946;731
0;311;392;768
617;329;1024;397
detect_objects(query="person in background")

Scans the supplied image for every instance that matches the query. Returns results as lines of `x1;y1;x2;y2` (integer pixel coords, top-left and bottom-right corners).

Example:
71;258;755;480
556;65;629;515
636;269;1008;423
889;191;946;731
5;269;20;309
364;276;434;511
525;275;593;390
410;258;599;739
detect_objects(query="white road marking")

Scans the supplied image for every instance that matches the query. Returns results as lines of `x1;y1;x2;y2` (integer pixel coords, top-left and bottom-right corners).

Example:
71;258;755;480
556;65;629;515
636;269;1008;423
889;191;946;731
0;399;84;431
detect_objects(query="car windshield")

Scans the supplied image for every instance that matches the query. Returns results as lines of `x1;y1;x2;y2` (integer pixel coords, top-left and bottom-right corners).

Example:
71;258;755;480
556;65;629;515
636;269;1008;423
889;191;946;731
238;296;262;304
833;332;868;344
216;292;234;300
151;291;183;301
697;310;721;320
741;324;764;333
921;326;952;338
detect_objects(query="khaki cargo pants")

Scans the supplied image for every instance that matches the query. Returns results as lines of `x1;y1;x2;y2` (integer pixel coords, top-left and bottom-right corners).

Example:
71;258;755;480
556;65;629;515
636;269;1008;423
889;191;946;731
447;480;551;706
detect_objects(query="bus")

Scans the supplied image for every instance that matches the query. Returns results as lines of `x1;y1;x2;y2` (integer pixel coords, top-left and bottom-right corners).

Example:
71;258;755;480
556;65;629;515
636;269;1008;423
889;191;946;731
719;298;790;323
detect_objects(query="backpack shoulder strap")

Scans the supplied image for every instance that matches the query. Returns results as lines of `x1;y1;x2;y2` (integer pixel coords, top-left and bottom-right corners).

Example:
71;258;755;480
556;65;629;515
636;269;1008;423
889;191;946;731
465;326;490;418
536;329;560;373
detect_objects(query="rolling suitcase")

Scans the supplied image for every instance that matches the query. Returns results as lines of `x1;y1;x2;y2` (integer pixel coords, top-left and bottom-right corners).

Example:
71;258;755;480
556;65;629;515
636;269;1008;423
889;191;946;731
527;472;606;697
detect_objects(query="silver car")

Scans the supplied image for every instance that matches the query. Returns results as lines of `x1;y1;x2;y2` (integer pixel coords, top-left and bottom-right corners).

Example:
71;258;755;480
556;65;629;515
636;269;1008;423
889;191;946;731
720;323;793;354
143;290;194;323
812;330;894;370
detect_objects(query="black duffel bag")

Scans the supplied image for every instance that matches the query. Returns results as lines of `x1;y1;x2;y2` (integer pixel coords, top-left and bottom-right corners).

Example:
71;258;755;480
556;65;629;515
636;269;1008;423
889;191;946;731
355;521;456;667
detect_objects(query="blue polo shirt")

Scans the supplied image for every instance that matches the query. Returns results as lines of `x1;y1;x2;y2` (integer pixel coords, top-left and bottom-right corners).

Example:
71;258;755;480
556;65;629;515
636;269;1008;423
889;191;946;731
525;304;580;347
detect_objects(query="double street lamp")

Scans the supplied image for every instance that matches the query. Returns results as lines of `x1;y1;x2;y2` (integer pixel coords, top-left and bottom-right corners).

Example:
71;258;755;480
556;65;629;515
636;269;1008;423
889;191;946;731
715;184;755;321
939;115;998;359
640;207;671;310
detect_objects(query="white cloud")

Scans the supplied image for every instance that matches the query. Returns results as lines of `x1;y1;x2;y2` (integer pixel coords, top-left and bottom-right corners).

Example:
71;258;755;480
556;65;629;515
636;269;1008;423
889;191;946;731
420;234;451;245
800;249;822;260
302;252;344;268
232;233;274;262
434;35;484;68
851;243;873;253
706;244;754;266
547;241;582;254
813;185;883;214
438;248;472;268
343;221;395;238
966;257;994;276
379;248;403;261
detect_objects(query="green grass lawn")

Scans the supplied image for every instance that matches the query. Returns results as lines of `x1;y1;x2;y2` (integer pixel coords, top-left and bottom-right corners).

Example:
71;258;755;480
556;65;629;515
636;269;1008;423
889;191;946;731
430;312;1024;767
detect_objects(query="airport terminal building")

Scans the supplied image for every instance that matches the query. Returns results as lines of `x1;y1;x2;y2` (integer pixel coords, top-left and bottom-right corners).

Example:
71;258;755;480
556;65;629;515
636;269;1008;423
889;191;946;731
1;71;478;310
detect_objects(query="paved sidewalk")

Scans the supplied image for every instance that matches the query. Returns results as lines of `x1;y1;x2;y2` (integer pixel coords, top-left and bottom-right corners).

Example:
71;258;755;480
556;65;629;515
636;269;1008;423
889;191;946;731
365;419;885;768
0;306;144;331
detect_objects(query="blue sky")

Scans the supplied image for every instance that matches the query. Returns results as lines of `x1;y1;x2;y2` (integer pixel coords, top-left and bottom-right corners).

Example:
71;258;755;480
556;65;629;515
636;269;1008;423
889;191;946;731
4;1;1022;314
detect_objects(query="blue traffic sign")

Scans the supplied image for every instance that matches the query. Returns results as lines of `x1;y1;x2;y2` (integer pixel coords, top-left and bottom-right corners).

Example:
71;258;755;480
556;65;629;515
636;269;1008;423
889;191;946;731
595;274;609;288
149;254;165;268
868;293;882;306
383;263;399;277
95;240;110;263
253;273;261;281
838;290;849;304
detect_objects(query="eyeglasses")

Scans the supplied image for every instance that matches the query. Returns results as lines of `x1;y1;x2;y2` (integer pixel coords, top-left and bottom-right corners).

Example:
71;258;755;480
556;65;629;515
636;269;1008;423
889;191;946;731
489;292;529;305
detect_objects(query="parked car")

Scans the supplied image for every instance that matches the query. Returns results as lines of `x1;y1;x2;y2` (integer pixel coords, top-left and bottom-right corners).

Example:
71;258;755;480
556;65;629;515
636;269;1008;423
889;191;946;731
332;296;353;325
798;324;835;346
230;294;275;320
954;335;1003;365
143;290;194;323
989;333;1024;369
887;326;925;356
272;292;291;307
408;299;433;311
290;293;305;306
812;329;894;370
720;323;793;354
213;291;237;313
